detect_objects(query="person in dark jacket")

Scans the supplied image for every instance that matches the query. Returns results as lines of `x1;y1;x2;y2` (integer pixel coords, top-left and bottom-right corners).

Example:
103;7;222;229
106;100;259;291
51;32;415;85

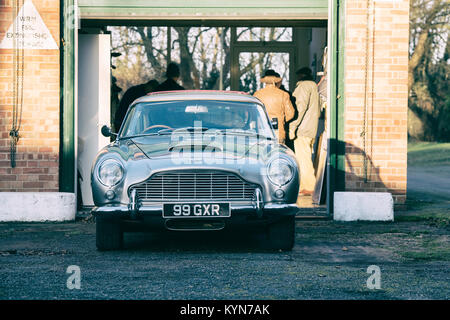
114;79;159;132
155;62;185;92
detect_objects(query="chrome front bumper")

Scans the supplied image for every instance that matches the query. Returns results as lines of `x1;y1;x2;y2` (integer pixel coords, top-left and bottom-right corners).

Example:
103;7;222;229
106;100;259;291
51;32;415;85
92;202;299;218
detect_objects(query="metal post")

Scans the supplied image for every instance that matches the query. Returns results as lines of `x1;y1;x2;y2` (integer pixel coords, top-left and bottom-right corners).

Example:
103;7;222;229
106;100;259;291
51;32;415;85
219;27;224;90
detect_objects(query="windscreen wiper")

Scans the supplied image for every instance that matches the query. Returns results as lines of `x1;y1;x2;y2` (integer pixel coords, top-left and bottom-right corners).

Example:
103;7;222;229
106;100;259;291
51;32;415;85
118;131;174;140
212;129;274;141
171;126;210;133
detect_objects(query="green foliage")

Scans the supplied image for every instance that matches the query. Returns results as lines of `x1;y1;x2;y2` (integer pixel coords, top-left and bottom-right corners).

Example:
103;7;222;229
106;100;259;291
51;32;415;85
408;0;450;141
438;94;450;139
407;142;450;166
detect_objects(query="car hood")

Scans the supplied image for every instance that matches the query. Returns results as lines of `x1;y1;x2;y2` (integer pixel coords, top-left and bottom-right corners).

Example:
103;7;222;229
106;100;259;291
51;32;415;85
128;135;282;162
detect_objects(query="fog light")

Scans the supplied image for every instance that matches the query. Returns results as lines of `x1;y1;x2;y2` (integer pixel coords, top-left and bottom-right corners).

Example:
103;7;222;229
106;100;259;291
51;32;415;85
105;190;116;200
274;189;285;199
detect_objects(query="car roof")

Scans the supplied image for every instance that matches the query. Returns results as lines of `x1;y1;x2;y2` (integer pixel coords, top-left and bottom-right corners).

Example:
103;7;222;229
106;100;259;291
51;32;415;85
131;90;263;106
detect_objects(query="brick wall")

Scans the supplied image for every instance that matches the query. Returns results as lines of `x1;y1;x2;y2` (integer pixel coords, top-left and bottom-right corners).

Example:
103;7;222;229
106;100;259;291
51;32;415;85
0;0;60;192
344;0;409;204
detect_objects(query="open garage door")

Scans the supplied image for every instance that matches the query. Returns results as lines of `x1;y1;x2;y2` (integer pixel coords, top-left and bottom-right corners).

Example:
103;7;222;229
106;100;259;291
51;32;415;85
77;1;328;21
61;0;345;214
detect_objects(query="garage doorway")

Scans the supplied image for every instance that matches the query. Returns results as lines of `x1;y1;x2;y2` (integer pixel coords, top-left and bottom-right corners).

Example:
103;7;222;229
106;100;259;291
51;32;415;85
62;1;344;215
76;22;328;214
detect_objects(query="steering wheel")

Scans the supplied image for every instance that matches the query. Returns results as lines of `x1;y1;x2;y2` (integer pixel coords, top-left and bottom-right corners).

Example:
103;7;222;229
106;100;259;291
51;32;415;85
142;124;173;133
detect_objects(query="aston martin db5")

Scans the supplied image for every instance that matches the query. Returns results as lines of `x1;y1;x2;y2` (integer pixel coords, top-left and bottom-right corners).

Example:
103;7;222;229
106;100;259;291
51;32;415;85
91;91;300;250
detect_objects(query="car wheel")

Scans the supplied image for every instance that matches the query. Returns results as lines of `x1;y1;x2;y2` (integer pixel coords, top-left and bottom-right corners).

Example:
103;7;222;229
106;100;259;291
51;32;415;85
261;216;295;251
96;216;123;251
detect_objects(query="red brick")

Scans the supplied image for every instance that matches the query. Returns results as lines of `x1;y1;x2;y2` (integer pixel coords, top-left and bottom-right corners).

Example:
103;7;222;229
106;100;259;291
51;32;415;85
344;0;408;204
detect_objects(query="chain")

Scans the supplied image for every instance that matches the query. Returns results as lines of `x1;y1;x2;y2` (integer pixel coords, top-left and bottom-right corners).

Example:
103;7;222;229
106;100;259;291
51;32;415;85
361;0;372;183
10;0;25;168
369;0;375;182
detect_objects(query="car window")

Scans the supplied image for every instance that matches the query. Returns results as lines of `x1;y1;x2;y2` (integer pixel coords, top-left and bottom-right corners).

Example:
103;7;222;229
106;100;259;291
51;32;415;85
120;100;274;138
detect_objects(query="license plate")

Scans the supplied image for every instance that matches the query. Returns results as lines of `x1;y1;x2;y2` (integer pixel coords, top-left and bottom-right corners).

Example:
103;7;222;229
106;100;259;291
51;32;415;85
163;203;230;218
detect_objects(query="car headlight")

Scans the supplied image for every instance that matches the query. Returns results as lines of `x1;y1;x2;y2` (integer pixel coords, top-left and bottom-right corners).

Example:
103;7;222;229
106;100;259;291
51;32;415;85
267;158;294;186
98;159;124;187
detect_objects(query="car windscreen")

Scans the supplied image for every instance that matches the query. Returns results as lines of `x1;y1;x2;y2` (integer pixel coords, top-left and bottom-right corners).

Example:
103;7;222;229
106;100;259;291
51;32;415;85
119;100;274;139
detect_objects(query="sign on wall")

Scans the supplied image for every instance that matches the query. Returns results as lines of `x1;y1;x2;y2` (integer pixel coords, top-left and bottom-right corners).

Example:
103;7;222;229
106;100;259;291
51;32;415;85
0;0;58;50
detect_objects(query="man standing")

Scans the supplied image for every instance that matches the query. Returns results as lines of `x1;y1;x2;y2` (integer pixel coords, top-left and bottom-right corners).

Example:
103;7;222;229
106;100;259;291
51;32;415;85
155;62;185;92
114;79;159;132
253;70;295;144
289;67;320;196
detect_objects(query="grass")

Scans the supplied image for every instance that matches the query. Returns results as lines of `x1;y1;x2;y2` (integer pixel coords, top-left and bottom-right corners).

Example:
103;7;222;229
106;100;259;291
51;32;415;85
396;212;450;227
397;196;450;226
404;198;434;209
408;141;450;166
401;250;450;261
400;237;450;261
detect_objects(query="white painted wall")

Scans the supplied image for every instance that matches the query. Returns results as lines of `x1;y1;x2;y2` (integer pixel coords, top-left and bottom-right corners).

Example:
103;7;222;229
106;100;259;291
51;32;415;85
295;27;327;82
0;193;76;222
78;34;111;206
334;192;394;221
309;28;327;80
296;28;311;72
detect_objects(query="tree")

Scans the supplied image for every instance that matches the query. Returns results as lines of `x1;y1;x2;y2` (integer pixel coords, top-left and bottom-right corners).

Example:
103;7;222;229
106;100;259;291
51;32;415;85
408;0;450;141
110;26;233;91
109;26;292;95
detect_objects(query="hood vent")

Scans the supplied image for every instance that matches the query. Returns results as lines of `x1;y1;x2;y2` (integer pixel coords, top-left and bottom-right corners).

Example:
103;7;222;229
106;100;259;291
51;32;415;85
168;143;222;152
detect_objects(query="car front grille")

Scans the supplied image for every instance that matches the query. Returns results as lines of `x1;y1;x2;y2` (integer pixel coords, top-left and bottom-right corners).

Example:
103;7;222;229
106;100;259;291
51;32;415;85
129;170;257;202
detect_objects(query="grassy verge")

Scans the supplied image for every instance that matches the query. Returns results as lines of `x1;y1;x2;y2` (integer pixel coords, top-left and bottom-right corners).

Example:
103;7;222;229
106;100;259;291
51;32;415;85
400;236;450;261
408;141;450;166
396;212;450;227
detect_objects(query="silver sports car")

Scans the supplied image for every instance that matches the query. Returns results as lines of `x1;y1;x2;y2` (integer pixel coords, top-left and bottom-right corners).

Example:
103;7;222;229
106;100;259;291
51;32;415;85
91;91;300;251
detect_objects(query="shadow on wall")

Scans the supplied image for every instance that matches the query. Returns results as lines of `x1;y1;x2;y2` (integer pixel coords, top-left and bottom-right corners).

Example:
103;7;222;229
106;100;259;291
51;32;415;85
332;139;406;204
0;150;59;192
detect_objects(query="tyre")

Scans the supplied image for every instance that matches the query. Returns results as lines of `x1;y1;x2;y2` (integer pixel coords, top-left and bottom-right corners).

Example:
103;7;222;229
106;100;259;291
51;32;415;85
260;216;295;251
96;216;123;251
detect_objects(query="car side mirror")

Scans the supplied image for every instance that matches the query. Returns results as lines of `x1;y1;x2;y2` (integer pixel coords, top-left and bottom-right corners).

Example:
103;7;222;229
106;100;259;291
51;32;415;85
271;118;278;130
101;125;116;137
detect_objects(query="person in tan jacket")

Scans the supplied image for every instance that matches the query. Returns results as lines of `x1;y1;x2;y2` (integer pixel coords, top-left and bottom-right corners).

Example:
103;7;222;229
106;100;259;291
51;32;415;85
289;67;320;195
253;70;295;144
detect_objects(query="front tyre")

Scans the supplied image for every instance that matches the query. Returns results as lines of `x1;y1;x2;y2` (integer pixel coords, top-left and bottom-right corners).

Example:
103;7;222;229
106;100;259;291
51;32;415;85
261;215;295;251
96;216;123;251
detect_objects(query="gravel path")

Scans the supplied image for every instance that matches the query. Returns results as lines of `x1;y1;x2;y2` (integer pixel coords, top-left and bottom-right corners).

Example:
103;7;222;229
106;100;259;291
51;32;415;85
0;217;448;300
